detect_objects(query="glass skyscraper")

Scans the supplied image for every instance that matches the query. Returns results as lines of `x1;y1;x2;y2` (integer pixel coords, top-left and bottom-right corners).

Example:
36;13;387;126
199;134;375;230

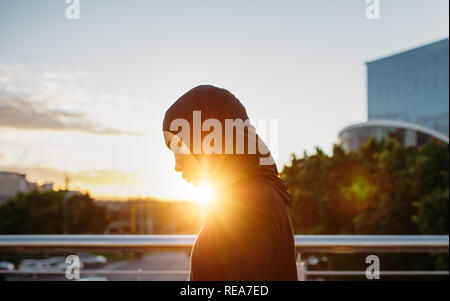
367;38;449;136
339;39;449;151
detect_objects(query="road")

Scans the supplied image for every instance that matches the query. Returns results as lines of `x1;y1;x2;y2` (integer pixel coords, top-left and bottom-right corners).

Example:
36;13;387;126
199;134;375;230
5;252;191;281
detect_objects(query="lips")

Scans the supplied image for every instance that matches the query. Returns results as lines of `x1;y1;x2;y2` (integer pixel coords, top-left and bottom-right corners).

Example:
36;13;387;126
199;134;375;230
182;172;192;183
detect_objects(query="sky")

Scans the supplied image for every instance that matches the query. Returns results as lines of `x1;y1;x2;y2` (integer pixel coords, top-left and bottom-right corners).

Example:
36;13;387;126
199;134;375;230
0;0;449;200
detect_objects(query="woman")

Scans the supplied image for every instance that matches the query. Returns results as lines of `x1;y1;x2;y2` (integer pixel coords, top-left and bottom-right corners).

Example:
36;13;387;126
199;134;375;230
162;85;298;281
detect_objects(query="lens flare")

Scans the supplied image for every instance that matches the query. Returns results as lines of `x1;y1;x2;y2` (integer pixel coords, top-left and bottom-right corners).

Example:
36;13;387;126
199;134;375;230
193;185;214;205
327;164;376;216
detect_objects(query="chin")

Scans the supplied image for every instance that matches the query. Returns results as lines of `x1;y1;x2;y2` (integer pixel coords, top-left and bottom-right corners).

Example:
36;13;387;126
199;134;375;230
189;178;201;186
182;175;194;184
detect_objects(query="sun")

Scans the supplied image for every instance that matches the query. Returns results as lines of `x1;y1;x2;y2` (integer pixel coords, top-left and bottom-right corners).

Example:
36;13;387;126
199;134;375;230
192;185;214;205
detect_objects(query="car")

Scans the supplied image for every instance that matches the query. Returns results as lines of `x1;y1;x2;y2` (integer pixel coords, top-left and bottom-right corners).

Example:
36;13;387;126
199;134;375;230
17;257;82;279
0;261;14;280
24;258;62;273
77;253;107;269
0;261;14;271
18;259;41;271
45;256;81;272
18;259;43;278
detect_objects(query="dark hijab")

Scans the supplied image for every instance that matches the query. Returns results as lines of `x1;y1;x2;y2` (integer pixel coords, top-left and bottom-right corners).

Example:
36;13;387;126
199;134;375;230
162;85;292;207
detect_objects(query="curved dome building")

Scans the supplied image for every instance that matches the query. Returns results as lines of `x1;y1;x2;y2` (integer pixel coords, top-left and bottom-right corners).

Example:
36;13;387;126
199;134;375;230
338;120;449;152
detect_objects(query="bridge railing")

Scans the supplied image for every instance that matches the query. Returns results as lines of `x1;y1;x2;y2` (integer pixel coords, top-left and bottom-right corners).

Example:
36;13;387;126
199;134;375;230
0;235;448;280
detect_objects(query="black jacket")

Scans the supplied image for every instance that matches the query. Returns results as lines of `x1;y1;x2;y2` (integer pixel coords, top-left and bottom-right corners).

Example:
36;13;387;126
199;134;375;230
190;178;298;281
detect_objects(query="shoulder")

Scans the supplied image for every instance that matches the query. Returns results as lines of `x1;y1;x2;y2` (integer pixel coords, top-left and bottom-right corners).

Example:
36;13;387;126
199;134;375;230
232;179;279;205
207;180;279;236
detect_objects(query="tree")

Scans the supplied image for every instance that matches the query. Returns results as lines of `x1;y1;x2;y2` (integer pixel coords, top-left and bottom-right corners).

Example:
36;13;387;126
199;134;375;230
280;138;449;274
0;191;109;234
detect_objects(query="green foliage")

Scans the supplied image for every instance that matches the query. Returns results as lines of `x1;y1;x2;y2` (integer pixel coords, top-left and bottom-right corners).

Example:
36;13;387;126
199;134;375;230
281;138;449;272
0;191;109;234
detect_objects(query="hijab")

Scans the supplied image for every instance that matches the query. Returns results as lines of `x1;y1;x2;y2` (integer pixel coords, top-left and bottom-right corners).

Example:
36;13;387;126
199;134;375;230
162;85;292;207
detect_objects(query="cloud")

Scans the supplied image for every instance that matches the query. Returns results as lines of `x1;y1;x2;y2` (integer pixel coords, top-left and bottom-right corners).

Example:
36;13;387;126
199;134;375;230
0;165;147;192
42;71;89;82
0;63;146;136
0;97;140;135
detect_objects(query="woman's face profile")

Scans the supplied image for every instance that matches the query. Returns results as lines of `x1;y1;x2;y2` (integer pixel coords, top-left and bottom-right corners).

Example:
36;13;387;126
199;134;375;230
174;153;196;183
164;131;205;185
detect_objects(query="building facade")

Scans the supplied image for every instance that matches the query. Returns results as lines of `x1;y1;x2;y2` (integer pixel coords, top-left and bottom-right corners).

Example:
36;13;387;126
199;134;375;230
367;39;449;136
340;39;449;151
0;171;37;204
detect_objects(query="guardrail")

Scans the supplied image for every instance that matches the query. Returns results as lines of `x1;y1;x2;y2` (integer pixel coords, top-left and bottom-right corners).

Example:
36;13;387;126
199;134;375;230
0;235;448;280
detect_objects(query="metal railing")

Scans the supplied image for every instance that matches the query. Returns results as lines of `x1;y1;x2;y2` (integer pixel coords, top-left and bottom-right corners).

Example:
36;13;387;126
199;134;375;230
0;235;448;280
